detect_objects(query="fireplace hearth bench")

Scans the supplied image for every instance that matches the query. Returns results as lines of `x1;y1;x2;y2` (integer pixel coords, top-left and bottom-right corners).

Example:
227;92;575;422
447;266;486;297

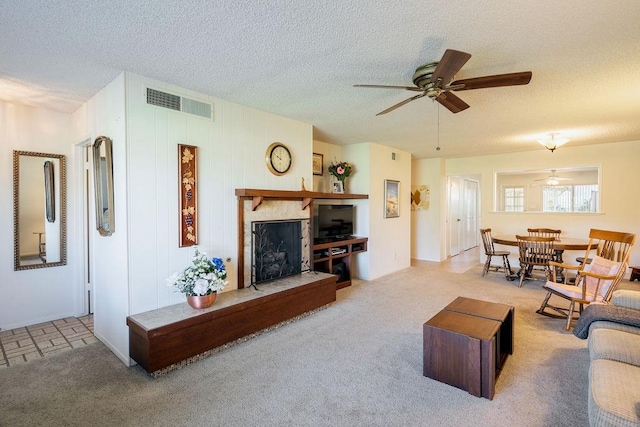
126;272;337;375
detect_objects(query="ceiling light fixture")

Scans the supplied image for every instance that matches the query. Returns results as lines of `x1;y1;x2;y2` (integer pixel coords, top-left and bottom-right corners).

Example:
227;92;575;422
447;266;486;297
546;177;560;186
537;133;569;153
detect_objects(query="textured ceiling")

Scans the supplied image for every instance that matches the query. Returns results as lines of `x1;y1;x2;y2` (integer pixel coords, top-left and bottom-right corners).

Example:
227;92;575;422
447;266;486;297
2;1;640;159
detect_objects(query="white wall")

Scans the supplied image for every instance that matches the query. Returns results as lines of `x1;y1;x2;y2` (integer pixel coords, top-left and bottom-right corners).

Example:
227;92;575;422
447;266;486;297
125;72;313;314
411;158;446;261
343;143;411;280
71;73;129;363
0;101;78;330
442;140;640;267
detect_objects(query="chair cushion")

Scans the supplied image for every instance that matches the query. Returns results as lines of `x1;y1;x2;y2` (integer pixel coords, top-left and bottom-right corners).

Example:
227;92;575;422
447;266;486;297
545;256;621;302
585;256;621;301
589;328;640;366
544;281;597;302
589;359;640;427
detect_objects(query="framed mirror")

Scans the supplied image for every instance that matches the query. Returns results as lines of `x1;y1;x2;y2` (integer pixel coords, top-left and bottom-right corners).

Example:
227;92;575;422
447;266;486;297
13;151;67;270
495;166;600;212
92;136;115;236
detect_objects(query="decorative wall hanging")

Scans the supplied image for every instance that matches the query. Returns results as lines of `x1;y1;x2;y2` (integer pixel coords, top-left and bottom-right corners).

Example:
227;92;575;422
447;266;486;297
411;185;430;211
384;179;400;218
179;144;197;247
312;153;323;176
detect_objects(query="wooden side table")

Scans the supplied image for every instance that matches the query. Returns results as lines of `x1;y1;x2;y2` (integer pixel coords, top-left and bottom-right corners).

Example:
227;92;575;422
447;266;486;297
423;310;502;399
444;296;514;366
423;297;514;400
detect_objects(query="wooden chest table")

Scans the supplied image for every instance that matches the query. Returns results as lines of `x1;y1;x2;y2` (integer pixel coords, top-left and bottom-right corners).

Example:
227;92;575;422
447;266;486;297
423;297;514;399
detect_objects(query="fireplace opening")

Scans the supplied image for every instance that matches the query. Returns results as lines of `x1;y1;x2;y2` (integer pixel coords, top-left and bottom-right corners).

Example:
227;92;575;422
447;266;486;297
251;219;310;286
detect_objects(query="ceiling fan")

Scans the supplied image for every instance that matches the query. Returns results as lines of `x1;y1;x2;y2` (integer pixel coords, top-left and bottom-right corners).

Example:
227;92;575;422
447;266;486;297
354;49;532;115
535;170;573;185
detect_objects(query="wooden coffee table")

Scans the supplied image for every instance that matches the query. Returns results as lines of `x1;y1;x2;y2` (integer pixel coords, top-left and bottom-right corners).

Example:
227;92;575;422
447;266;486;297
423;297;514;400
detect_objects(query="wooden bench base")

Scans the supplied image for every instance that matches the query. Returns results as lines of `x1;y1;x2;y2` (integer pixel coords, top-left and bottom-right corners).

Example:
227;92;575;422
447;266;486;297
126;272;337;374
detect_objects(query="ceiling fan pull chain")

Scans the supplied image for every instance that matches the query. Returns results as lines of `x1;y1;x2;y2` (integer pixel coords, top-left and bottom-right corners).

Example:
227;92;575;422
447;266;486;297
436;103;441;151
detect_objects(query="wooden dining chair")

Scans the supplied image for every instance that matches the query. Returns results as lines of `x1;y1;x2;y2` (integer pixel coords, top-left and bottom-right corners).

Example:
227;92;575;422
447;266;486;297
515;235;555;287
527;228;561;239
480;228;513;279
528;228;562;262
537;229;636;330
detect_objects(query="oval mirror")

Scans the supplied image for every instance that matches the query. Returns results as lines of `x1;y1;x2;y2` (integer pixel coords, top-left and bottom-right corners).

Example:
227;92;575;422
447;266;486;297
93;136;115;236
13;151;67;270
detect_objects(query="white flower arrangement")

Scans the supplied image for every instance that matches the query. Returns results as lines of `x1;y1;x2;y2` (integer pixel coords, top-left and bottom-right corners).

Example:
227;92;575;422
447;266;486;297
167;248;228;296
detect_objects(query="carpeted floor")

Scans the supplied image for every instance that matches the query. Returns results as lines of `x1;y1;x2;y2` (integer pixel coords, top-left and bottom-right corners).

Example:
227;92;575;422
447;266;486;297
0;261;596;426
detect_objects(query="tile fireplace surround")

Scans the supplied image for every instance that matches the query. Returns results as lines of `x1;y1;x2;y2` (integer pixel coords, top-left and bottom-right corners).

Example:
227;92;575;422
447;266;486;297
240;198;311;288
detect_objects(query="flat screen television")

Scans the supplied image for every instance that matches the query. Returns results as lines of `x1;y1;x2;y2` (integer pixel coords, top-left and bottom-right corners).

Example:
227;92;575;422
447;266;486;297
314;204;354;242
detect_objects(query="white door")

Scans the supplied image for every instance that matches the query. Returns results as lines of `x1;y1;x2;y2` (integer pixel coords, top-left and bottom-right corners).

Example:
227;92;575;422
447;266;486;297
463;179;479;250
448;176;462;256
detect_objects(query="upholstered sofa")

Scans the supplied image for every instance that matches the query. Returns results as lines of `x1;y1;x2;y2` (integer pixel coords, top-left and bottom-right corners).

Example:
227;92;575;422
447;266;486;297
574;290;640;426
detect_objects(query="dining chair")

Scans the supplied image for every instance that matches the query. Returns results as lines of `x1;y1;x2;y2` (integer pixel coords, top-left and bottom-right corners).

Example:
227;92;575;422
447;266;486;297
528;228;562;263
515;235;555;287
537;229;636;330
527;228;561;239
480;228;513;279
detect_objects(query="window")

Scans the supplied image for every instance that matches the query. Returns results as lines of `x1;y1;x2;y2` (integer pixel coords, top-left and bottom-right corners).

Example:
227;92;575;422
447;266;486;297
503;186;525;212
542;185;598;212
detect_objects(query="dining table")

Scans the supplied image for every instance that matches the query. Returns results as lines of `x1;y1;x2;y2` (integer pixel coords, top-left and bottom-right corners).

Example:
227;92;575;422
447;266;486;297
491;235;591;282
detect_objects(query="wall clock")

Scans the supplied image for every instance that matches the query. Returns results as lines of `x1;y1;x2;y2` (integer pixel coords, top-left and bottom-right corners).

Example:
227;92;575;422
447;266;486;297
265;142;292;175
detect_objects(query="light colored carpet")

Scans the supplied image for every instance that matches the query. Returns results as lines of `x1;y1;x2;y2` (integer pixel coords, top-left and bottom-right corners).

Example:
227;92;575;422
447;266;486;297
0;263;591;426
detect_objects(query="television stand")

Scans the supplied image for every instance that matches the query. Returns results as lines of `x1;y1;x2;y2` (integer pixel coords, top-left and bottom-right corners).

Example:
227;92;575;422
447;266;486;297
312;236;368;289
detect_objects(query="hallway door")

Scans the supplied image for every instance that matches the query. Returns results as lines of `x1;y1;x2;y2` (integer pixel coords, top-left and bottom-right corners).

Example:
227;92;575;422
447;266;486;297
463;179;479;250
448;176;462;256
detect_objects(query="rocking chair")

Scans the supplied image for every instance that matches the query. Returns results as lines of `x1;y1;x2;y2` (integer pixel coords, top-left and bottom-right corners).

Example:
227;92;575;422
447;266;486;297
537;229;636;330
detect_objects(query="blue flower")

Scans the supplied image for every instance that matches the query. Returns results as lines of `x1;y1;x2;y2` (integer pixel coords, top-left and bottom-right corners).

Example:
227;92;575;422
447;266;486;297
211;257;225;272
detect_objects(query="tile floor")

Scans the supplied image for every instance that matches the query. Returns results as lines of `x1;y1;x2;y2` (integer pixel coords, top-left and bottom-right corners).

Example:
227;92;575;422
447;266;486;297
0;315;95;368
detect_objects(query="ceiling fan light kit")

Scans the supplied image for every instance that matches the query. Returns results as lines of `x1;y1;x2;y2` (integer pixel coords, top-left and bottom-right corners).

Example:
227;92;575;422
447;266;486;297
354;49;532;116
537;133;570;152
535;169;572;186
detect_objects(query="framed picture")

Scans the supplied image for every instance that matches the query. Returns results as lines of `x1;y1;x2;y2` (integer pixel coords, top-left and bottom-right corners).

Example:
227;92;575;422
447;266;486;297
179;144;198;247
312;152;323;176
384;179;400;218
332;181;344;194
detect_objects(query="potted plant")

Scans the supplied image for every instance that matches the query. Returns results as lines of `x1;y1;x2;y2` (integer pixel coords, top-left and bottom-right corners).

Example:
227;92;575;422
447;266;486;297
328;160;352;192
167;248;228;308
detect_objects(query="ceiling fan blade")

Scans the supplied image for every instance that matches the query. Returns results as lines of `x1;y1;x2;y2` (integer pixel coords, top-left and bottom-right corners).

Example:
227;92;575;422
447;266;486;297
435;92;470;114
354;84;423;92
430;49;472;87
376;93;426;116
450;72;532;91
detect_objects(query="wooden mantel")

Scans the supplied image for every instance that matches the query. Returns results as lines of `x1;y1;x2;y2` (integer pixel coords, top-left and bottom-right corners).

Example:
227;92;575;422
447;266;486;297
235;188;368;211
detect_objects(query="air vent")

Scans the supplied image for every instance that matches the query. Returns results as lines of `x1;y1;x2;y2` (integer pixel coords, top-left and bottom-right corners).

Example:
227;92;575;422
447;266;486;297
181;97;212;119
147;88;180;111
145;87;213;120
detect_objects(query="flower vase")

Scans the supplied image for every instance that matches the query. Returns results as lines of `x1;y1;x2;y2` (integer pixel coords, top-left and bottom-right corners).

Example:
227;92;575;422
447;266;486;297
186;292;217;309
340;178;346;194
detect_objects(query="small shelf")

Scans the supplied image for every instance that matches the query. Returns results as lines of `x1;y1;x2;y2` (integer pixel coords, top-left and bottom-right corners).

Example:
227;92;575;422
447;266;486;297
312;237;368;289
